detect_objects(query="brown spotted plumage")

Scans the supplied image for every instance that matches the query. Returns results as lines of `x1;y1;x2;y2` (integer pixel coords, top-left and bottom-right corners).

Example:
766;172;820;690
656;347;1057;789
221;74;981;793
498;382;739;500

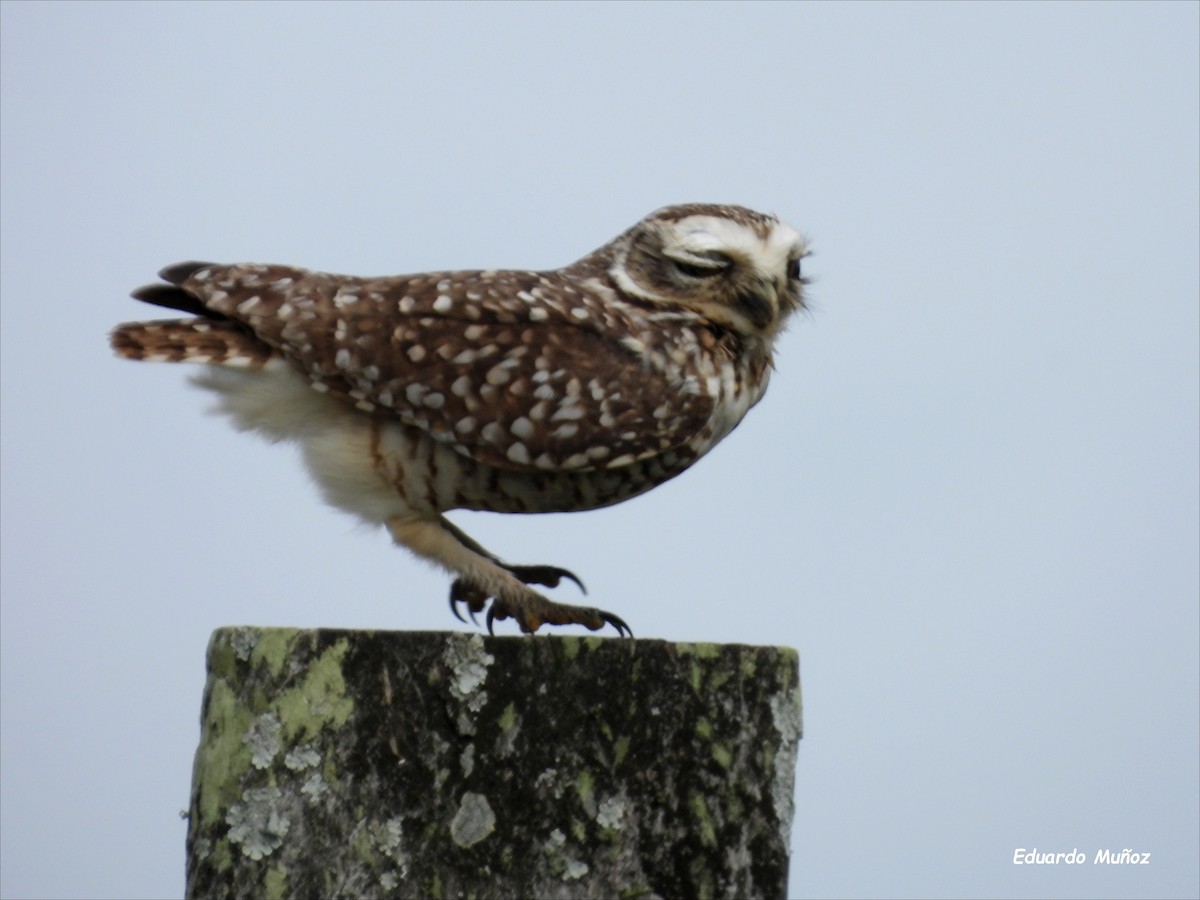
111;204;809;634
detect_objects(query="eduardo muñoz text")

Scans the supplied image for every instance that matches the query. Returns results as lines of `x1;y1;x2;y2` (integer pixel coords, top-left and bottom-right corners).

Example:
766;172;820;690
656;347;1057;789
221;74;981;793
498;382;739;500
1013;848;1150;865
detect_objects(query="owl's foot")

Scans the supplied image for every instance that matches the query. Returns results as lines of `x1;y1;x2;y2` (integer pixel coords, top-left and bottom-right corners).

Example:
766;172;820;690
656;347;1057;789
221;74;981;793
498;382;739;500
448;562;585;625
387;516;630;636
448;565;630;636
486;592;633;637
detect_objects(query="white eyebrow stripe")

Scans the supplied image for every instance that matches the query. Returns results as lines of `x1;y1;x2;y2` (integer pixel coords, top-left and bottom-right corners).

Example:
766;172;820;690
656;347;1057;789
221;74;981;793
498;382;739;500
672;215;807;275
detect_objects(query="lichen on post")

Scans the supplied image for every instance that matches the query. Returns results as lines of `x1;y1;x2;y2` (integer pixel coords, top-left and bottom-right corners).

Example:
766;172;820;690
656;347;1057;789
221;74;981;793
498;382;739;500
185;628;802;899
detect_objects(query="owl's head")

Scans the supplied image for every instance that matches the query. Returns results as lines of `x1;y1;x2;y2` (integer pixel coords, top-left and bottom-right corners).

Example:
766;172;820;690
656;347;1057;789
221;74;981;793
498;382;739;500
589;204;808;339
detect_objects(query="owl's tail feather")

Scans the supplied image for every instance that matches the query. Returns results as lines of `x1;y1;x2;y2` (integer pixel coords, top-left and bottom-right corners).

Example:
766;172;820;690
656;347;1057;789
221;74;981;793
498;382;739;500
115;261;272;366
110;319;274;368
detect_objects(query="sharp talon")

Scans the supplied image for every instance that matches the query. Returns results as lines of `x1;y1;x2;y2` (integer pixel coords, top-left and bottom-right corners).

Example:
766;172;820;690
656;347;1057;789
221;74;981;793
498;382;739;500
596;609;632;638
562;569;587;596
485;598;511;636
611;616;632;638
450;579;490;627
486;601;513;635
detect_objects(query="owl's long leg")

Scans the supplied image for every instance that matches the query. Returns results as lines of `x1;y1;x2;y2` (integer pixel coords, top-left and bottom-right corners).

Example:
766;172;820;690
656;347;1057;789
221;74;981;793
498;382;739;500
437;516;587;598
385;516;631;637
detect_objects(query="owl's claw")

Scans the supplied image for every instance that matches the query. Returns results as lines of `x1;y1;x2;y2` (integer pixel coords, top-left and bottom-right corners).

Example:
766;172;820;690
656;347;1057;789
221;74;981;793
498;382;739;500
581;608;633;638
449;578;488;625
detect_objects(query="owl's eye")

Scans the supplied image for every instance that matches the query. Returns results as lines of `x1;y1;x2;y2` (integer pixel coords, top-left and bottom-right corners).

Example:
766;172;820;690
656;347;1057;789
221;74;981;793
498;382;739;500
673;259;725;279
787;258;802;281
665;251;731;280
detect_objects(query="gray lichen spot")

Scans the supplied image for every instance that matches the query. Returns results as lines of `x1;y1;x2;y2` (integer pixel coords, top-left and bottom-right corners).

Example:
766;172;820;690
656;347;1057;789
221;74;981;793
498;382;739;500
596;794;627;831
455;711;476;737
444;634;495;736
543;829;589;881
300;772;328;804
449;792;496;848
431;733;452;793
725;839;753;881
284;745;321;771
535;767;563;799
372;816;410;886
563;858;590;880
460;743;476;778
377;816;404;854
769;685;803;843
228;627;258;661
227;786;290;860
445;634;494;712
244;713;282;770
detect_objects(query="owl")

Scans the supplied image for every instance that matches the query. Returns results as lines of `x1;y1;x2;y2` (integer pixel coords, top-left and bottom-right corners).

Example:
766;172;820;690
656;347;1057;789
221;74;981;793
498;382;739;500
111;204;808;635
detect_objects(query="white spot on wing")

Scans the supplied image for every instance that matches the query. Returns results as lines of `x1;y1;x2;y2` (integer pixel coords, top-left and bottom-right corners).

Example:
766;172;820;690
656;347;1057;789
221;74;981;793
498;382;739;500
510;417;534;441
621;336;646;355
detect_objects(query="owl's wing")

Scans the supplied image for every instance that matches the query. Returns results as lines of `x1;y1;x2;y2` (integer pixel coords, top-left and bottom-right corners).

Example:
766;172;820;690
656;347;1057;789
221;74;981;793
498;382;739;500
178;263;716;474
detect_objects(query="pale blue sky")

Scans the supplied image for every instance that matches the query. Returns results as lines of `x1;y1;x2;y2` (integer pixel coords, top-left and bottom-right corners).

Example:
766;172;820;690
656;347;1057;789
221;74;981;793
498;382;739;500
2;2;1197;898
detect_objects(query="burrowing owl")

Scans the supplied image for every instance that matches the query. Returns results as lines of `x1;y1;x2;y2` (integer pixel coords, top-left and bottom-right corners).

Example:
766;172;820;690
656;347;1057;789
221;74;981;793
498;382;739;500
111;204;808;634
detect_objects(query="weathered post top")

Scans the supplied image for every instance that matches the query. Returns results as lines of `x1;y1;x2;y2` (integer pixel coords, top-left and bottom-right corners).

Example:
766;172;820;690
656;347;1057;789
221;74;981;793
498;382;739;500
186;628;802;899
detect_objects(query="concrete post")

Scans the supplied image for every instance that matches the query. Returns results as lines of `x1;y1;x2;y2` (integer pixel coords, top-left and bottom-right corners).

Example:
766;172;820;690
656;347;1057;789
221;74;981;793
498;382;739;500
185;627;802;899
